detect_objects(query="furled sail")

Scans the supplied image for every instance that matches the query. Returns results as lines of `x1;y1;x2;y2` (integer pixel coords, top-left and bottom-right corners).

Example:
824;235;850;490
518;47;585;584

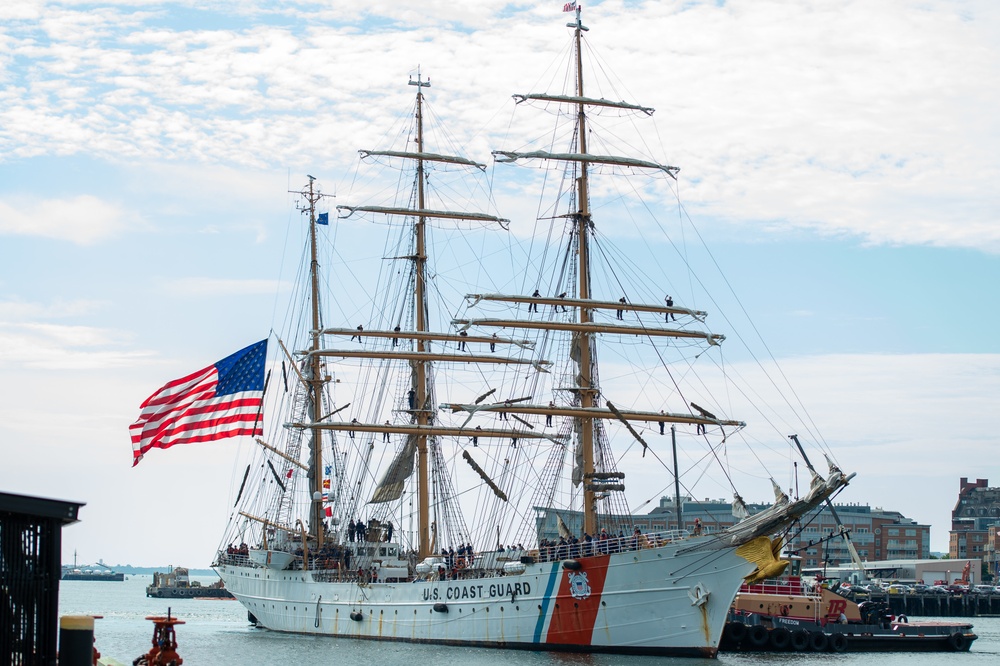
369;435;417;504
732;493;751;521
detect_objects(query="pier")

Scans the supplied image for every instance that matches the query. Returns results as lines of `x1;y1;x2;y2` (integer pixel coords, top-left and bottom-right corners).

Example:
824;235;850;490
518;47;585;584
855;592;1000;617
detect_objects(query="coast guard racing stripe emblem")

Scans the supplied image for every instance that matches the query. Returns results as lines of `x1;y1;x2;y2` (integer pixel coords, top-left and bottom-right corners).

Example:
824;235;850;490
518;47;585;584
545;555;610;645
568;571;591;599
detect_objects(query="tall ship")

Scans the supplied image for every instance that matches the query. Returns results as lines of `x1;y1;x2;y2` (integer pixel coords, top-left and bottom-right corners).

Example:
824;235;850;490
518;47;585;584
214;7;851;657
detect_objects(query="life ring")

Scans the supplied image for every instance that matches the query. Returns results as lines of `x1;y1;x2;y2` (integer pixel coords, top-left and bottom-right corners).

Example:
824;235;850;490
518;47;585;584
769;627;791;651
790;629;810;651
748;624;769;648
809;631;828;652
724;621;747;644
829;633;848;653
947;632;967;651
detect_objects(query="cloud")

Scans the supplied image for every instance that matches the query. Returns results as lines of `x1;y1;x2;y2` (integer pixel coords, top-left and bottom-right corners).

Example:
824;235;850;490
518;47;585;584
0;195;132;244
167;277;289;296
0;321;154;369
0;297;106;320
593;349;1000;552
1;1;995;251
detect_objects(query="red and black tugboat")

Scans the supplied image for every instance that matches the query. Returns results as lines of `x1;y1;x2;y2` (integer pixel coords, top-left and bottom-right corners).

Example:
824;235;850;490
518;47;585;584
721;559;976;653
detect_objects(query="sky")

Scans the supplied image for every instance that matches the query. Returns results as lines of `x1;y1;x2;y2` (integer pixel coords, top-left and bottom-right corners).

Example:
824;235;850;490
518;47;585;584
1;0;998;568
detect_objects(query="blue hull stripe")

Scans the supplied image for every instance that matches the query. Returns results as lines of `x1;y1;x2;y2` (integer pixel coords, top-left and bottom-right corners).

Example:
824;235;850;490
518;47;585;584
533;562;560;643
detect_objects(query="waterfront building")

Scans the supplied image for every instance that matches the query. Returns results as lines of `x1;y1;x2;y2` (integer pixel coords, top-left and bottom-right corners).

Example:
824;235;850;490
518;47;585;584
815;558;983;585
535;495;930;568
950;477;1000;576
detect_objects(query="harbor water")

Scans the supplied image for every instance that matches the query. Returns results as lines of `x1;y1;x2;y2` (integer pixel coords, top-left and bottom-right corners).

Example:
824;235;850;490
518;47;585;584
61;575;1000;665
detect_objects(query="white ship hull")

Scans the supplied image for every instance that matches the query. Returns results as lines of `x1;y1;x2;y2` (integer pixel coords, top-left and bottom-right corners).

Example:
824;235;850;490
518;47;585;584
217;539;755;657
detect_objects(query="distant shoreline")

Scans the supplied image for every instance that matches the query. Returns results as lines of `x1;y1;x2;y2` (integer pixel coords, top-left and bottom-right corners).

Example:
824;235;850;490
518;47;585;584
62;566;217;577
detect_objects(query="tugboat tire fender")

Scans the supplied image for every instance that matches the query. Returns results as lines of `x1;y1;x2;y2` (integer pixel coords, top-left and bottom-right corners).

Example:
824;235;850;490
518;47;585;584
809;631;828;652
724;621;747;643
829;632;848;653
896;614;907;623
790;629;810;651
769;627;791;651
947;632;967;651
747;624;769;648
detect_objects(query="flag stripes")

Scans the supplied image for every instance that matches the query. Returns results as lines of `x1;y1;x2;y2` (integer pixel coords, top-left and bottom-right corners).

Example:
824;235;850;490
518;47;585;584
131;340;267;465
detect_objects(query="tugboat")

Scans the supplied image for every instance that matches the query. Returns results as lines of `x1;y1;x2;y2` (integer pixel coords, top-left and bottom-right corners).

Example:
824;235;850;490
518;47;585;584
721;557;976;653
146;566;234;599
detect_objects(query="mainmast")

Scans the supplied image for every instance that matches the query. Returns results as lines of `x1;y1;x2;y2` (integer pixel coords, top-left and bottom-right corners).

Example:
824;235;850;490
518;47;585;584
411;72;433;559
490;6;697;537
569;7;598;538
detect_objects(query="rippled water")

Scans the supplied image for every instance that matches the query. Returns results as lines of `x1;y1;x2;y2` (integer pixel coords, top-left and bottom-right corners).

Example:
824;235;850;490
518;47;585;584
59;575;1000;665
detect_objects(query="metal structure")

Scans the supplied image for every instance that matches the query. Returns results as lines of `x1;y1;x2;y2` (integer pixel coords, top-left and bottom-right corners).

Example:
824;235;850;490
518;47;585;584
0;491;83;666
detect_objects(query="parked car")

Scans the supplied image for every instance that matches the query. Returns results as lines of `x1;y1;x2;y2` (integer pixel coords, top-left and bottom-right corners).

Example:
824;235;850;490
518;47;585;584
912;583;929;593
972;584;993;595
946;583;970;594
926;585;948;595
887;584;911;594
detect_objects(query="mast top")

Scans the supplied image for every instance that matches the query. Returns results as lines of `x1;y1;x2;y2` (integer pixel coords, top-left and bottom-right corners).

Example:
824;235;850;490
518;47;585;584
409;67;431;88
565;4;588;31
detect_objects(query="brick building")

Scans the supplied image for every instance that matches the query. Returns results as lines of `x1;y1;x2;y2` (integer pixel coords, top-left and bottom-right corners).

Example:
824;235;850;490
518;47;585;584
950;477;1000;576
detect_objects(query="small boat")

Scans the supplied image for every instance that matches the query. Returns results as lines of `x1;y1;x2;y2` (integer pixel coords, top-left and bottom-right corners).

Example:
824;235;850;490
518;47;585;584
146;566;234;599
721;561;976;653
61;551;124;581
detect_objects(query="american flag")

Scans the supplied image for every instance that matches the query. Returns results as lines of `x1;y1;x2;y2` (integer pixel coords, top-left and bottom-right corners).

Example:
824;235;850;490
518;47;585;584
130;340;267;466
563;2;577;12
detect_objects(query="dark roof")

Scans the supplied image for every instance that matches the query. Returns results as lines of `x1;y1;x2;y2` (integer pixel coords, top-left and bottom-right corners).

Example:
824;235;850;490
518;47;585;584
0;491;84;525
